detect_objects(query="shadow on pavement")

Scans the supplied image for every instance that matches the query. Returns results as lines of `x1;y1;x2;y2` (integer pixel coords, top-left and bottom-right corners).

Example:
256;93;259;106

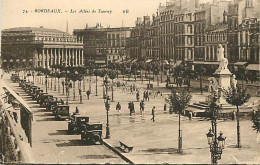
48;130;68;136
35;113;53;117
56;139;87;147
36;117;57;122
142;148;178;154
78;154;117;159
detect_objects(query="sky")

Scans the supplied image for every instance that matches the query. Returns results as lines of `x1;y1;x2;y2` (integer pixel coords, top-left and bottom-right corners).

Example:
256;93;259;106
0;0;212;34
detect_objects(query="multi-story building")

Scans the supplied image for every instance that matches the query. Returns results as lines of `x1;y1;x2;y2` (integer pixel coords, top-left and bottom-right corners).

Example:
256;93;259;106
237;0;259;64
74;24;131;65
1;27;83;70
128;17;145;60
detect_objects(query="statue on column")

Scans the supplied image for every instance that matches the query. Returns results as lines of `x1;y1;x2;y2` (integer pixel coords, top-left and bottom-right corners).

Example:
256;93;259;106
230;74;238;89
217;44;228;70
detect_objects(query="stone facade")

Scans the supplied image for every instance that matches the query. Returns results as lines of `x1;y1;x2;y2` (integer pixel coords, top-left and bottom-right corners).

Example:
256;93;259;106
1;27;83;69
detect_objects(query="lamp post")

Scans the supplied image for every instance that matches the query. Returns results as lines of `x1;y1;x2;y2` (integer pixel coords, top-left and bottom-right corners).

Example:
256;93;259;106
206;94;226;164
32;71;35;84
206;129;226;164
45;72;48;93
65;70;70;105
104;95;111;139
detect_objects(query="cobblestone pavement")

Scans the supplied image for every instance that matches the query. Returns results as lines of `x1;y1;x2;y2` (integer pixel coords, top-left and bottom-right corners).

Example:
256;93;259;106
3;72;259;164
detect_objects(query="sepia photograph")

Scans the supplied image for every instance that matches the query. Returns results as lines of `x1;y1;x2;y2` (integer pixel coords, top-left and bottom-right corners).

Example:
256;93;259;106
0;0;259;164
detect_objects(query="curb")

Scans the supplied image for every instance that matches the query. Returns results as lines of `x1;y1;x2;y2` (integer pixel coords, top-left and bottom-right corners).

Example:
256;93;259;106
103;139;134;164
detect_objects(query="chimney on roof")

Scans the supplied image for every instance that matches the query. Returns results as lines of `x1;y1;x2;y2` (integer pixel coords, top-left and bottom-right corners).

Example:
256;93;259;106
86;23;88;28
40;26;44;28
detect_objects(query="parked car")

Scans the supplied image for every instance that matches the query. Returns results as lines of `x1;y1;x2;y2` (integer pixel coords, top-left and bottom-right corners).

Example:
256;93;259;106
81;123;103;145
68;115;89;134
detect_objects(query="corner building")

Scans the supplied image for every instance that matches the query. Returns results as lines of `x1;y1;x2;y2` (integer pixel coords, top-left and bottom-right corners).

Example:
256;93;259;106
1;27;84;69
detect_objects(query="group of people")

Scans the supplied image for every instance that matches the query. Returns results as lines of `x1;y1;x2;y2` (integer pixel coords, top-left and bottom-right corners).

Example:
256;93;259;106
143;91;150;101
115;101;156;121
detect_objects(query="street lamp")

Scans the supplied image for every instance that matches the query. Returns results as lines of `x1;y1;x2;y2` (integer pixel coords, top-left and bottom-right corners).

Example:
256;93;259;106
104;95;111;139
45;72;48;93
206;129;226;164
206;93;226;164
65;70;70;105
32;71;35;84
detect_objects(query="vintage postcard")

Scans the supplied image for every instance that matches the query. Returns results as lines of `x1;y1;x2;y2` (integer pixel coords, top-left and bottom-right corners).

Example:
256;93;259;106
0;0;259;164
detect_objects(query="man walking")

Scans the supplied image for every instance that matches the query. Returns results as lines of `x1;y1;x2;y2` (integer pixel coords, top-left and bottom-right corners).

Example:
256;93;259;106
116;102;121;115
140;100;145;116
86;90;90;100
151;106;155;122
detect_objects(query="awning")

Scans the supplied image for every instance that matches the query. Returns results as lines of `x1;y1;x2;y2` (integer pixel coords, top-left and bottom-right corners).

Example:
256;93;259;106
3;59;7;62
233;62;247;65
29;59;33;62
16;59;20;62
175;60;182;66
145;59;152;63
22;59;26;62
163;60;169;64
193;61;219;65
95;60;106;64
10;59;13;62
246;64;260;71
131;59;138;63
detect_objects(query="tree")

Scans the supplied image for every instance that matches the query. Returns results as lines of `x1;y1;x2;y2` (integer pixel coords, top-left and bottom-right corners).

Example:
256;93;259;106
108;70;117;102
196;66;206;94
168;88;191;153
224;85;251;148
98;69;106;98
251;105;260;132
93;69;99;96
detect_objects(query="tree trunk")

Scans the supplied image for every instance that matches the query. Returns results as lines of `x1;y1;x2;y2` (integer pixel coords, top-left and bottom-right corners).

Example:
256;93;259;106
236;105;241;148
200;74;202;94
73;81;75;100
83;77;86;92
178;112;182;153
112;79;114;102
95;76;98;96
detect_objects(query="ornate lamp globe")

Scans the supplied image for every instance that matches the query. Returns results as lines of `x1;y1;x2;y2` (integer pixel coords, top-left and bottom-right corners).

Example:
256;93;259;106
206;128;214;145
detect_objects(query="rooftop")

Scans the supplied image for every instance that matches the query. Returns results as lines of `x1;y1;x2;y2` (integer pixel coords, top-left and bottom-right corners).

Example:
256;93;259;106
2;27;66;34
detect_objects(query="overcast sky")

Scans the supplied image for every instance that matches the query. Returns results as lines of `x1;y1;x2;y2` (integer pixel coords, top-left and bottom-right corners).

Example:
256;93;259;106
0;0;212;34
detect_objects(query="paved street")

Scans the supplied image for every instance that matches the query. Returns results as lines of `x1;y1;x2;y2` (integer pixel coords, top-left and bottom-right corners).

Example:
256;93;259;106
3;72;259;164
2;77;126;164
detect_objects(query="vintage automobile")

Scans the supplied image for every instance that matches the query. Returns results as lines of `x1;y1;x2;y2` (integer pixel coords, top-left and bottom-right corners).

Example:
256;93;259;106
36;92;48;103
33;89;43;100
19;79;26;87
11;74;20;83
81;123;103;145
68;115;89;134
53;105;70;120
39;94;53;107
29;86;39;96
46;98;64;112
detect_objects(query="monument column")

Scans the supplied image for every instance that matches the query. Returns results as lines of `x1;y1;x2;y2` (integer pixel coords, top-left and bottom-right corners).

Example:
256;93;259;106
81;49;84;65
42;48;46;68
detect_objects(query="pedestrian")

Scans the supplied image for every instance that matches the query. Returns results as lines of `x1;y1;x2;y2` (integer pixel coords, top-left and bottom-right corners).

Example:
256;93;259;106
140;100;145;115
143;92;146;101
72;107;80;117
131;101;135;114
86;90;90;100
146;91;150;101
60;99;64;104
151;106;155;122
136;91;140;101
128;101;132;115
164;104;167;113
116;102;121;115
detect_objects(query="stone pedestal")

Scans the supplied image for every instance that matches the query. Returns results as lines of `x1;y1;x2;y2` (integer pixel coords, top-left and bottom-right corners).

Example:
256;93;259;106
214;68;232;104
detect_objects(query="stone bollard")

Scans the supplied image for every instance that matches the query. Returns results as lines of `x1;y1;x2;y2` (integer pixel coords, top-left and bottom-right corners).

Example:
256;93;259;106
189;111;193;120
232;110;236;120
